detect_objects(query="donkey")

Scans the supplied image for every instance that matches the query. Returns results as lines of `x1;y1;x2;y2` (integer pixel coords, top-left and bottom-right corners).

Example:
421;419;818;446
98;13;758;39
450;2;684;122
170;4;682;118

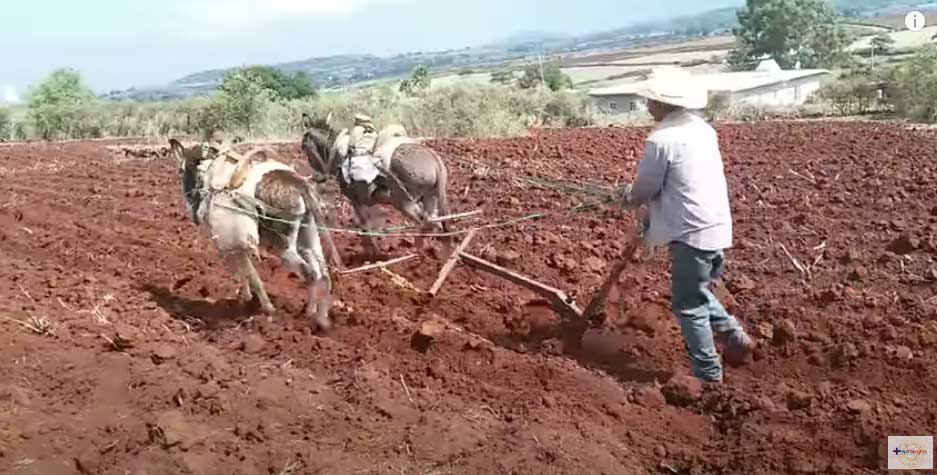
169;139;335;331
300;114;452;260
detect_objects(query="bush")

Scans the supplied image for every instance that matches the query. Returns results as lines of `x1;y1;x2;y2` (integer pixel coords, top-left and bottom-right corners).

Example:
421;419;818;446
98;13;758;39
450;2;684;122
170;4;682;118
704;92;731;121
12;78;592;141
0;108;12;141
818;77;879;116
518;64;573;92
887;46;937;123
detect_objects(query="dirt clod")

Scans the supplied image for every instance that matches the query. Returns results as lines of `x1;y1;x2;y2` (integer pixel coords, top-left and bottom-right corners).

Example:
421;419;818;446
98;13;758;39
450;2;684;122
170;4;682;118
773;320;798;346
848;266;869;282
662;375;703;407
831;343;860;368
585;256;607;273
786;390;813;410
894;346;913;360
845;399;872;415
154;410;208;450
496;250;521;266
412;317;446;354
634;385;667;409
727;275;757;293
74;447;101;475
152;345;178;364
888;234;918;255
239;335;265;354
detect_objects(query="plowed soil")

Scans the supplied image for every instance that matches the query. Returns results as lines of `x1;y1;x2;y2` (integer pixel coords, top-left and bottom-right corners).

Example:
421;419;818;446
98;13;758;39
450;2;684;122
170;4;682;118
1;122;936;475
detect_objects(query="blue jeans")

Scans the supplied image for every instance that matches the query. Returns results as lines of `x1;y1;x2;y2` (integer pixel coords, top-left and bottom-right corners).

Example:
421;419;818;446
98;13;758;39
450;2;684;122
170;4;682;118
669;241;746;382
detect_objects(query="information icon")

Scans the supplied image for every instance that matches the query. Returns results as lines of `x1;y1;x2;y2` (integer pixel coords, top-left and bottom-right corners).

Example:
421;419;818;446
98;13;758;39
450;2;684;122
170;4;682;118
906;10;926;32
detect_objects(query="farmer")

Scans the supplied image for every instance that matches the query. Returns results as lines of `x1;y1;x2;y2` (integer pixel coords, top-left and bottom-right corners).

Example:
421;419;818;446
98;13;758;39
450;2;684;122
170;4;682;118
621;67;755;384
342;113;387;204
348;113;378;157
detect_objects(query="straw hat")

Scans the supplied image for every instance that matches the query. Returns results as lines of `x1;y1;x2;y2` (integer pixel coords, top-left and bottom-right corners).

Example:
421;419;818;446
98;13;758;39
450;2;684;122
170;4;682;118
635;67;708;110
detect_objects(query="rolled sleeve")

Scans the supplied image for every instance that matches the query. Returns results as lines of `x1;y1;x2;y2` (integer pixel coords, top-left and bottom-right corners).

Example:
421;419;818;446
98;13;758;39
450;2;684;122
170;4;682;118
627;141;669;206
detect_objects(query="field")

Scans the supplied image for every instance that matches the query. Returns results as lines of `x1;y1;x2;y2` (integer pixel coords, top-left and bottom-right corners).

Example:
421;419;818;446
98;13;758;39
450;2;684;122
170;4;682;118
848;25;937;51
2;121;937;474
423;35;736;93
846;8;937;29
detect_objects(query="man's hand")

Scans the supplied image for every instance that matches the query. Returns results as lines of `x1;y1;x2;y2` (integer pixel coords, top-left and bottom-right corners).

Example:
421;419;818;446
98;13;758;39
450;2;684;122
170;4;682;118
617;183;637;209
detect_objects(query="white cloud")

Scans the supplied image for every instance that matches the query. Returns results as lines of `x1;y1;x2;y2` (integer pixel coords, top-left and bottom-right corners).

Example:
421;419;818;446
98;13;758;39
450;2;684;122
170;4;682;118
1;85;19;104
180;0;409;30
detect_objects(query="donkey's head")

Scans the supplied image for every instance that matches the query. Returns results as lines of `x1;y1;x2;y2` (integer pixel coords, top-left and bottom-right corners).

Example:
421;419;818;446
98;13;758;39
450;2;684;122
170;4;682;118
169;138;218;224
301;113;347;180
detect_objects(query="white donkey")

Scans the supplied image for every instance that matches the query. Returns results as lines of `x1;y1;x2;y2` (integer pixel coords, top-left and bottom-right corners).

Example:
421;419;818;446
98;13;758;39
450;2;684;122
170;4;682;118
169;139;337;331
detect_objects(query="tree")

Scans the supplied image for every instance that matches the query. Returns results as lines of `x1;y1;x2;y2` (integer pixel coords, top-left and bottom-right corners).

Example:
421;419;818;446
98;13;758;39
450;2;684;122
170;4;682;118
490;70;516;85
518;64;573;91
400;65;431;96
544;66;574;91
731;0;849;69
26;68;95;108
240;66;317;100
887;46;937;123
26;68;97;140
216;69;275;135
870;33;895;55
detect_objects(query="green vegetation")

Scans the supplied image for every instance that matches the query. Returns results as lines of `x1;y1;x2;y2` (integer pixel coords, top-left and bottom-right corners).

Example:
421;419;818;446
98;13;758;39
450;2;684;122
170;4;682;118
26;68;99;140
517;64;573;92
399;65;431;96
237;66;317;100
870;33;896;55
817;76;880;115
490;70;516;85
0;107;12;141
731;0;850;70
11;67;591;142
887;46;937;122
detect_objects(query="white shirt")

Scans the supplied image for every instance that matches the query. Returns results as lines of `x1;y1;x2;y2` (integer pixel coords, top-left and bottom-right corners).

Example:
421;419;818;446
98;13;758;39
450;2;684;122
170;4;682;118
627;109;733;251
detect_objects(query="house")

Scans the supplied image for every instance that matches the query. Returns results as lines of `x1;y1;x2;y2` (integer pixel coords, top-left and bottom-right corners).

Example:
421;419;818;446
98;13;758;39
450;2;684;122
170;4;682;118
587;59;830;121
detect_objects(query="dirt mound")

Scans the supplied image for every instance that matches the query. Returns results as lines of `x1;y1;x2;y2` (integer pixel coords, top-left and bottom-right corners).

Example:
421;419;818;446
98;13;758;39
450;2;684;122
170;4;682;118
0;123;935;474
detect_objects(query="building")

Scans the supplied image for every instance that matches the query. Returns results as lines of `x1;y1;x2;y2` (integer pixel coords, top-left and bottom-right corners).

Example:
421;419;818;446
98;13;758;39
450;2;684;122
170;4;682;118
587;60;829;121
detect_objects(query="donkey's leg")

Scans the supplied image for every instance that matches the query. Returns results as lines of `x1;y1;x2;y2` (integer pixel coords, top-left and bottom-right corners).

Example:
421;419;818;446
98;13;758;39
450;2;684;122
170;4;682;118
278;223;309;278
240;252;275;315
419;194;452;257
395;199;432;252
298;220;333;332
352;204;382;260
223;252;253;303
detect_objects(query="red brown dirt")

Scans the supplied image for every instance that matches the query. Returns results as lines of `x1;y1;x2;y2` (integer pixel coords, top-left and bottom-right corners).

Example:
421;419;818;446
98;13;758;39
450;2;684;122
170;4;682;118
1;121;936;474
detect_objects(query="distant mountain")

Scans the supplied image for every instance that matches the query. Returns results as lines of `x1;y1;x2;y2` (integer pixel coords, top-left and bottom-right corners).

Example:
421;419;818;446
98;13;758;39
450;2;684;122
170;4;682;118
102;0;921;102
493;31;571;47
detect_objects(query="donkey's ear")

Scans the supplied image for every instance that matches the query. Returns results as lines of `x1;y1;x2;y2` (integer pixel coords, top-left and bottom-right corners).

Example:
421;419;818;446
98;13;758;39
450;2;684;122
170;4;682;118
302;113;314;130
325;111;333;127
168;138;184;153
168;139;186;161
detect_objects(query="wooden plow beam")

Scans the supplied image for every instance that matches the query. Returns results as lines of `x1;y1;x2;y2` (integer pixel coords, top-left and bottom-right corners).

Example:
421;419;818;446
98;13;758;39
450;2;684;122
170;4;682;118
428;227;641;322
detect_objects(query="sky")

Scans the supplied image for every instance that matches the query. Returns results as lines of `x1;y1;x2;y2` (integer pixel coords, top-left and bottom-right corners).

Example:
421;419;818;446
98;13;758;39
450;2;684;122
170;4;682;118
0;0;743;99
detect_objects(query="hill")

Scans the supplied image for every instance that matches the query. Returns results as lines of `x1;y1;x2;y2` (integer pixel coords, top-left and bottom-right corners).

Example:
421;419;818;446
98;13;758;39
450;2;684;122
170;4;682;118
102;0;925;102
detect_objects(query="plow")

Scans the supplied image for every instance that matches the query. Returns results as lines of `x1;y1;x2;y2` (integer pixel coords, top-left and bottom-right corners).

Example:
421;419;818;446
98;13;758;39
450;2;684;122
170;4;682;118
339;210;644;323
